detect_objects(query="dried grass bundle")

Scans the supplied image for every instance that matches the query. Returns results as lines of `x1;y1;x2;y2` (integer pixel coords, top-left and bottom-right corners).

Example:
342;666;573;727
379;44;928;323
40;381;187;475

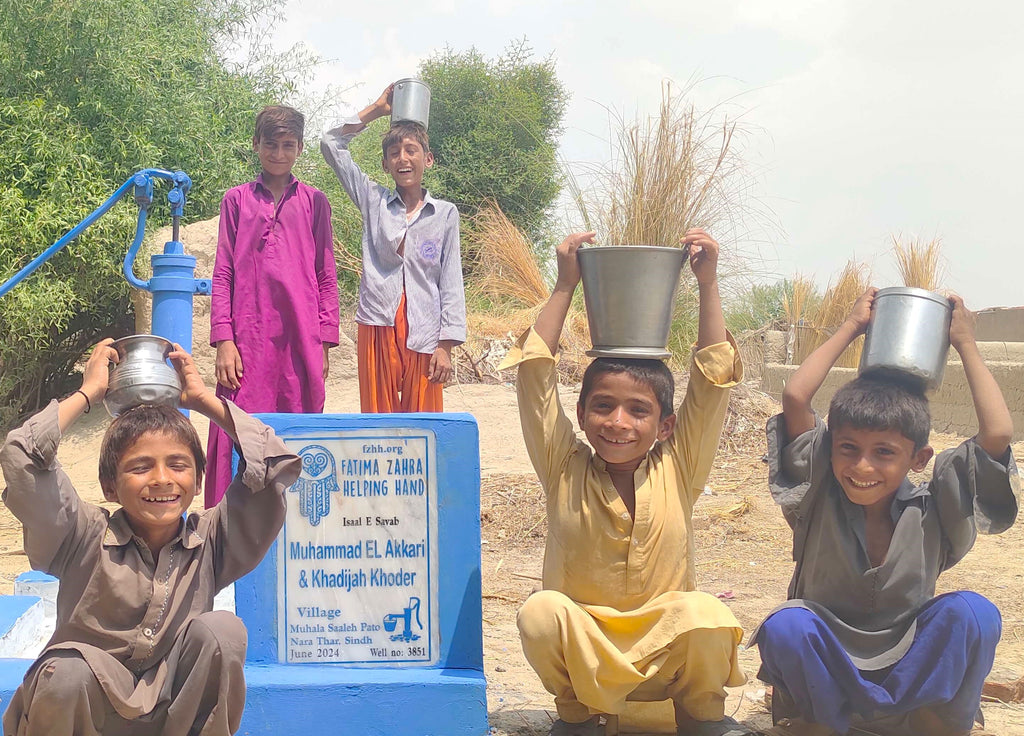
795;261;870;367
467;203;549;308
814;261;870;330
782;275;816;327
571;81;745;248
464;203;591;379
892;235;944;291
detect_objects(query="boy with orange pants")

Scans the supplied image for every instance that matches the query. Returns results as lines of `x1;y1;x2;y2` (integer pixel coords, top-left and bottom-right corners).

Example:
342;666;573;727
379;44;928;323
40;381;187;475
501;230;752;736
321;83;466;413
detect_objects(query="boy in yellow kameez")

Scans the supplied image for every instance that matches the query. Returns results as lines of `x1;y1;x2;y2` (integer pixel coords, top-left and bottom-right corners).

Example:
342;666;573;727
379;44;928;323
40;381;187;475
500;230;751;736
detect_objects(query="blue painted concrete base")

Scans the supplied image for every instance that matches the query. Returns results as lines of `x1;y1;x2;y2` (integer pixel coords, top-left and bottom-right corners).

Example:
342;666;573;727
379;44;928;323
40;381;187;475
240;665;487;735
0;658;487;735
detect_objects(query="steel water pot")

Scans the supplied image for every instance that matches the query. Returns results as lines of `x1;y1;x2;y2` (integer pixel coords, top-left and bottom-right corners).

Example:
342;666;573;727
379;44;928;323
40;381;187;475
859;287;952;391
104;335;181;417
391;78;431;130
578;245;687;359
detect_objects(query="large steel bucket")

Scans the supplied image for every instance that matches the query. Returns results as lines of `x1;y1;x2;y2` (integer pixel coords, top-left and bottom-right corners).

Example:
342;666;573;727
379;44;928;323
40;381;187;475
104;334;181;417
859;287;952;391
392;78;431;130
578;246;686;359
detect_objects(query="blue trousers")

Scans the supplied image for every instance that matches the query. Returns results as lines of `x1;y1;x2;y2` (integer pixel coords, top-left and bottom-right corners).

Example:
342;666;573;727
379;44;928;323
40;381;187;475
755;592;1000;734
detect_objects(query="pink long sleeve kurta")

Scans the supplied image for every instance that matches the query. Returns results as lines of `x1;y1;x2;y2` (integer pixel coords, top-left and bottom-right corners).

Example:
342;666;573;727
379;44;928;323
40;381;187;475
206;174;339;506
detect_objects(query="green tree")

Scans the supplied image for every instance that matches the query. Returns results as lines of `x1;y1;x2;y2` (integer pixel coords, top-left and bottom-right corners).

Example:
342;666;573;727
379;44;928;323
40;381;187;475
418;40;569;245
0;0;304;429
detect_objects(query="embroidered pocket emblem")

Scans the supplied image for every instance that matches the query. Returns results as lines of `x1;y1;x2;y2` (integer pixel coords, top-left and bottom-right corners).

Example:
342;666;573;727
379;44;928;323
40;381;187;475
418;239;440;262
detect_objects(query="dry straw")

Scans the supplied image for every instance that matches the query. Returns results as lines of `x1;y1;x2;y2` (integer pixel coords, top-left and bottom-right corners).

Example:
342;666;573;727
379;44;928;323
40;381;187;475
795;261;870;367
892;235;944;291
465;203;590;377
467;202;549;309
569;80;749;251
782;275;816;327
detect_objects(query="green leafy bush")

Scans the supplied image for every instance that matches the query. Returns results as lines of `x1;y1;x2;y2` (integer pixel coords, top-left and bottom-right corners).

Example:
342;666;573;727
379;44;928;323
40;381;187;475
0;0;303;429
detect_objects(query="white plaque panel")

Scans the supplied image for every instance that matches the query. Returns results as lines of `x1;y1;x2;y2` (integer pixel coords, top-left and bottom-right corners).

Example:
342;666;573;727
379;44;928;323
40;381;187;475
276;429;439;665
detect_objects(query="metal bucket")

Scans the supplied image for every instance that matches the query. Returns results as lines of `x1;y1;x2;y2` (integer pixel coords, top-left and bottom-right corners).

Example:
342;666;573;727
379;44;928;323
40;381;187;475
578;246;687;359
859;287;952;391
392;78;431;130
104;334;181;417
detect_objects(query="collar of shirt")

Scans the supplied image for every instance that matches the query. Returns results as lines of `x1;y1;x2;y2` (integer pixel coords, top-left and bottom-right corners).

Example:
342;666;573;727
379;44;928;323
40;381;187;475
254;173;300;199
838;476;928;542
102;509;205;550
591;451;653;505
386;187;437;219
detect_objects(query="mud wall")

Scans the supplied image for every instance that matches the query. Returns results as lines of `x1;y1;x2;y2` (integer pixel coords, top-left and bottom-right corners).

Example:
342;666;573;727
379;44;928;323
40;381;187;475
762;346;1024;436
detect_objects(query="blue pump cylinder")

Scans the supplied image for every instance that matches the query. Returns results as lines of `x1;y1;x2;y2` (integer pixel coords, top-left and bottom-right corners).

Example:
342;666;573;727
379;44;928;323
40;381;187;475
149;239;211;350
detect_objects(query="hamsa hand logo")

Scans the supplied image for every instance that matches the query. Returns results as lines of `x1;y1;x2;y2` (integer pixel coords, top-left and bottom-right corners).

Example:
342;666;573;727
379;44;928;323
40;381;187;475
289;445;339;526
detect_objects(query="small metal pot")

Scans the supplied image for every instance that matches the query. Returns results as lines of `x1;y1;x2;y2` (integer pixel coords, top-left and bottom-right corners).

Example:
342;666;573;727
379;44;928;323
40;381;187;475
104;335;181;417
578;246;687;359
391;78;431;130
859;287;952;391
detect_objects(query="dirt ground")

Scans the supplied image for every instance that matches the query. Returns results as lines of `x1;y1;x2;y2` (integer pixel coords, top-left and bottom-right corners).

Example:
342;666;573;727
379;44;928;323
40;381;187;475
3;360;1024;734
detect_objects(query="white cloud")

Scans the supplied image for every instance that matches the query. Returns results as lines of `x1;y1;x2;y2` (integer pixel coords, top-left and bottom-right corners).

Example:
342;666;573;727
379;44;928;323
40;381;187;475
266;0;1024;307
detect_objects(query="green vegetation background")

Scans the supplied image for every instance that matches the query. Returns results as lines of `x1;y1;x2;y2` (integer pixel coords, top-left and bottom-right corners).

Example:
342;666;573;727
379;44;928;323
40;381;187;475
0;0;785;430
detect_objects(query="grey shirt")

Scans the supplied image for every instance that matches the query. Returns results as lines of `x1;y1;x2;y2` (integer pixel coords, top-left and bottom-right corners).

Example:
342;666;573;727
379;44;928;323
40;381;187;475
749;413;1019;669
320;123;466;354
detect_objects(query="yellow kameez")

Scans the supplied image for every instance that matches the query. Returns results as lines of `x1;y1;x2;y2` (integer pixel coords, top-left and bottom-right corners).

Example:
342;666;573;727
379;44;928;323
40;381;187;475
501;328;746;722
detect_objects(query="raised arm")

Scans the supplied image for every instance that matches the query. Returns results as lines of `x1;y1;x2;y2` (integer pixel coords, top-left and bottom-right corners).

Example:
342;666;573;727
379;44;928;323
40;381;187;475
949;294;1013;458
320;84;393;211
782;286;877;441
342;84;393;136
682;228;726;350
58;339;118;433
534;231;597;354
170;346;237;442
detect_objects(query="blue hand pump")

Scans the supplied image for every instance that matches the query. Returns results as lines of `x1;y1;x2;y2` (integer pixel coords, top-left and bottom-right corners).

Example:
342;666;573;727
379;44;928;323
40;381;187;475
0;169;212;353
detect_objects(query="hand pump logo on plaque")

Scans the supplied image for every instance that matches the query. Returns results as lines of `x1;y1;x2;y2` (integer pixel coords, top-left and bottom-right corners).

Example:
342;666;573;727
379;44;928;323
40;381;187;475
278;429;439;665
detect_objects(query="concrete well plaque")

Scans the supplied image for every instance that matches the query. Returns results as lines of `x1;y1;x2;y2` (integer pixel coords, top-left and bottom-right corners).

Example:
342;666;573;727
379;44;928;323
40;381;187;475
235;412;486;736
278;429;439;665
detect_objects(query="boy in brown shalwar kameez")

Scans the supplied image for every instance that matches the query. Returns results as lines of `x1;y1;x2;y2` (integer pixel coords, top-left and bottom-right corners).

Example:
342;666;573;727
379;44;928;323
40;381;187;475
0;338;301;735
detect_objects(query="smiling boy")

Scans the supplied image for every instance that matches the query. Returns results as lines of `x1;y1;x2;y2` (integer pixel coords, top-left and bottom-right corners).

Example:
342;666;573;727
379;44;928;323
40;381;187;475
500;231;751;736
206;104;338;506
750;288;1019;736
321;83;466;413
0;339;301;735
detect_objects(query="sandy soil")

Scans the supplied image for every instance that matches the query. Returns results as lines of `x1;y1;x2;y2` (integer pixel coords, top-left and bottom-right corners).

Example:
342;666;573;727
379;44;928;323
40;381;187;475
5;356;1024;735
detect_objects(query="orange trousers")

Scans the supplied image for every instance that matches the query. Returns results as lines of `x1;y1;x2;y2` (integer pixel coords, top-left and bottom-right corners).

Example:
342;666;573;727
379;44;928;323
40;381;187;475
357;292;443;413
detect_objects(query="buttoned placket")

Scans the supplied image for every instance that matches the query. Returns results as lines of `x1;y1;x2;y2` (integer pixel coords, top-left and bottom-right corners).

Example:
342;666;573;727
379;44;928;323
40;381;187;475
259;178;299;239
126;539;177;669
626;464;652;596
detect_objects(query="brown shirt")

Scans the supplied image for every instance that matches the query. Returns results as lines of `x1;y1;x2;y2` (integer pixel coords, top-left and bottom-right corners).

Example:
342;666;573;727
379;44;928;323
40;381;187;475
0;400;301;719
750;413;1019;669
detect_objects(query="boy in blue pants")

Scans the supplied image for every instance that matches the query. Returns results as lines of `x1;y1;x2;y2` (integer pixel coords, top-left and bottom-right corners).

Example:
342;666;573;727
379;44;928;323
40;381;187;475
750;288;1018;736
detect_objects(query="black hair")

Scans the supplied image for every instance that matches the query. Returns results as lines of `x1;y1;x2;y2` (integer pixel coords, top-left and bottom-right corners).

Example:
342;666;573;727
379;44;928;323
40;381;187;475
382;121;430;157
578;358;675;420
98;404;206;500
828;374;931;450
254;105;304;143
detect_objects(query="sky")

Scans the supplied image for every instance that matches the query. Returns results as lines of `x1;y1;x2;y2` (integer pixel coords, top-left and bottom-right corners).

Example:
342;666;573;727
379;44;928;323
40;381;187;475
267;0;1024;309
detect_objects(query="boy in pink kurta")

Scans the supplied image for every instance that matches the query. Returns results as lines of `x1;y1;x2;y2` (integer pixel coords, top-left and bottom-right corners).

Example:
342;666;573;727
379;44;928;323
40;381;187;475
206;105;339;506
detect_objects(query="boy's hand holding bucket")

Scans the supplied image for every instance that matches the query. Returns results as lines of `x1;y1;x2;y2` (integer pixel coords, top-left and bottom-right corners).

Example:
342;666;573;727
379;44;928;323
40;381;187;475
947;294;976;352
556;231;596;291
680;227;720;285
